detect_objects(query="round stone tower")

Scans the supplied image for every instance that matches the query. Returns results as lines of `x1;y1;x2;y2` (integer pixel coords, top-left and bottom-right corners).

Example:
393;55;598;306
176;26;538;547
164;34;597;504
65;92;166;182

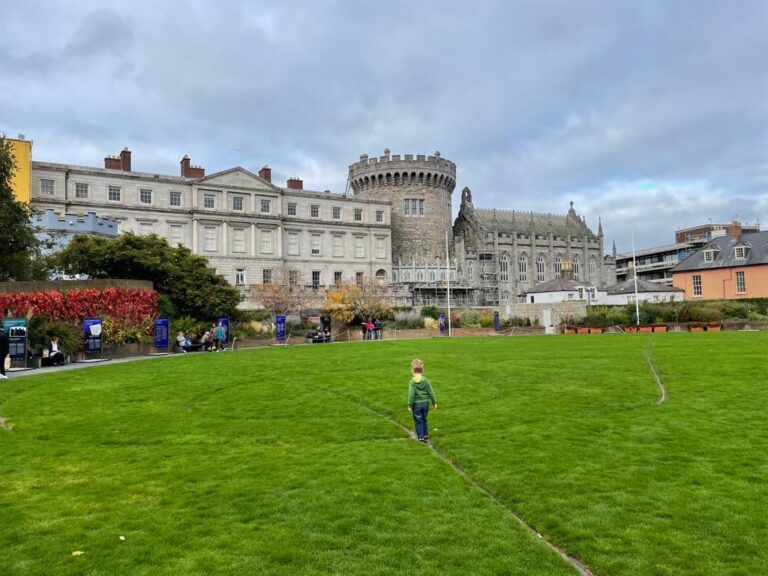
348;149;457;265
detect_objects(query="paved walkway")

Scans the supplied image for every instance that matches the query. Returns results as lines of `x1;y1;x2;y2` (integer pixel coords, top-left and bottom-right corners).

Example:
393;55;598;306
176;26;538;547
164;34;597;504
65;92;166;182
3;352;190;379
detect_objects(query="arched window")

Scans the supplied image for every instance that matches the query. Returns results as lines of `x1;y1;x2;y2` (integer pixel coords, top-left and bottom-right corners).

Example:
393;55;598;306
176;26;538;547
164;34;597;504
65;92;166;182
404;272;410;281
417;271;424;281
468;261;474;281
499;254;509;281
376;269;387;284
588;256;598;282
536;254;546;282
429;270;435;281
518;254;528;282
554;255;563;278
573;255;581;281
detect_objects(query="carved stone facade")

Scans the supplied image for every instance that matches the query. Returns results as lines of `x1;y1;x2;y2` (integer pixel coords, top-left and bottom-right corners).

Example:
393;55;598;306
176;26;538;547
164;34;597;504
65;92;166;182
452;189;609;306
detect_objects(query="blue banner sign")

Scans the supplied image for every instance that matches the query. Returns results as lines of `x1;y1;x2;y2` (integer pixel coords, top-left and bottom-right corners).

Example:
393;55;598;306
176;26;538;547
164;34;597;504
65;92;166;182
493;311;500;332
3;318;28;362
438;312;446;334
216;317;230;344
154;317;170;349
83;317;103;358
276;315;286;341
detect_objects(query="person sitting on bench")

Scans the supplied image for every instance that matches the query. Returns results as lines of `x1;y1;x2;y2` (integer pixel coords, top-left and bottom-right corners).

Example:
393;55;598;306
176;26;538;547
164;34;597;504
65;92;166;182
200;331;212;351
176;331;192;353
47;336;66;365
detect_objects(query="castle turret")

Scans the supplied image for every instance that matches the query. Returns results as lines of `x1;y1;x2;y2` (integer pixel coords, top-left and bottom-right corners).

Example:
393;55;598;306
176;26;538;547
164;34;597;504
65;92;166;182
348;150;456;264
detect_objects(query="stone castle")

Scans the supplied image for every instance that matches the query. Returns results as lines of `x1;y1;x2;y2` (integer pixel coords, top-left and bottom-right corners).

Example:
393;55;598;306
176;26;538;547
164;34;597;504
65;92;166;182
349;149;609;307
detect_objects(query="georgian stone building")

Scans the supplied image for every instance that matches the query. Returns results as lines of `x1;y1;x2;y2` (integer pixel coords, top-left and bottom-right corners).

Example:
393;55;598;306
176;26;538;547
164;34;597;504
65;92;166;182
29;148;392;302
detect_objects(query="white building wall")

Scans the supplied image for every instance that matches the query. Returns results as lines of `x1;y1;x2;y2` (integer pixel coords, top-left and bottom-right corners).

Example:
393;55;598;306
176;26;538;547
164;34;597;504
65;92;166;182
603;292;684;305
30;162;392;303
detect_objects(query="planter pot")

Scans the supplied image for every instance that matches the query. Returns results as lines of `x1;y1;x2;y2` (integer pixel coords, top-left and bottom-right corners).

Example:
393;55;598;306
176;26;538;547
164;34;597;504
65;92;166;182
639;326;653;333
707;326;721;332
653;326;667;333
564;329;576;334
690;327;704;332
590;328;603;334
577;328;590;334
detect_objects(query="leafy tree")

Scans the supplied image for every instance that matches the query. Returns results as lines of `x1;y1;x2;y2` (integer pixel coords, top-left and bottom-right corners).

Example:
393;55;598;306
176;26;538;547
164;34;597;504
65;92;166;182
0;136;40;280
322;281;392;330
53;233;241;320
250;270;310;316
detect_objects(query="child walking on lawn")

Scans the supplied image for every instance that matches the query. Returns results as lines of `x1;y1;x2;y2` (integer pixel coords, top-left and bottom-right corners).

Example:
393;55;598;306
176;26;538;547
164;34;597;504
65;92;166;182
407;359;437;442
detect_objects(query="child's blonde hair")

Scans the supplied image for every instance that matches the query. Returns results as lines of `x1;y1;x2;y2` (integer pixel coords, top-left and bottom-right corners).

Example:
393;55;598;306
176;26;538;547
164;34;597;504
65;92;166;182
411;358;424;374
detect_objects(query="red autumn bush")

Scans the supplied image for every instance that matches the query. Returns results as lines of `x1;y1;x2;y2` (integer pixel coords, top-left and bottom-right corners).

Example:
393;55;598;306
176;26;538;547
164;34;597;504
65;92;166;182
0;288;159;344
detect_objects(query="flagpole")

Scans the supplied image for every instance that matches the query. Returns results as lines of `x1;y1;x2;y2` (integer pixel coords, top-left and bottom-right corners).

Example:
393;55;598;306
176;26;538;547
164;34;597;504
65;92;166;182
445;212;452;337
632;229;640;326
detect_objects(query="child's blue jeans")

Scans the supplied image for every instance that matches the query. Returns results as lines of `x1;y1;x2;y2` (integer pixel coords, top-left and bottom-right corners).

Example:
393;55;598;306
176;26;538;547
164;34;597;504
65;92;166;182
412;402;430;439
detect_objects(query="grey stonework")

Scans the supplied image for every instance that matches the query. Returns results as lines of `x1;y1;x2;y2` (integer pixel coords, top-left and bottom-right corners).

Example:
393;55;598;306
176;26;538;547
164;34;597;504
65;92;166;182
505;301;588;328
452;190;612;305
349;150;456;264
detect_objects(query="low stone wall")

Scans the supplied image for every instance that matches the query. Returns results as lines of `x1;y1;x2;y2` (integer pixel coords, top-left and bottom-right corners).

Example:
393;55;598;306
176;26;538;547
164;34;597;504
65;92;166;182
0;279;154;294
505;301;587;328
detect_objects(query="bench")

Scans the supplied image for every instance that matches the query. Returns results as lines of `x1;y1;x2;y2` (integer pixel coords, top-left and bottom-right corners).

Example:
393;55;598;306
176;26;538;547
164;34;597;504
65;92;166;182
28;351;69;368
174;342;207;353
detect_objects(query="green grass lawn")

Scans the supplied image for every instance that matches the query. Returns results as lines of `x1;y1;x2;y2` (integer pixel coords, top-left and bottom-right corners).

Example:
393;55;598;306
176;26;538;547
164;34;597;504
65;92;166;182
1;332;766;575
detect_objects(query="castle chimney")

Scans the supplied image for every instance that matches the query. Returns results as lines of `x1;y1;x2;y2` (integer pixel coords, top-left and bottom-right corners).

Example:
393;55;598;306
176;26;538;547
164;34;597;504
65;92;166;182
259;165;272;183
180;154;190;176
180;154;205;178
104;155;122;170
287;177;303;190
729;220;742;239
119;147;132;172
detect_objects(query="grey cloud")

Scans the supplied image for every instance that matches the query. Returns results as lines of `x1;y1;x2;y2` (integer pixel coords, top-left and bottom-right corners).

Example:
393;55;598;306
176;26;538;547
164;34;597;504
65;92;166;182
1;0;766;252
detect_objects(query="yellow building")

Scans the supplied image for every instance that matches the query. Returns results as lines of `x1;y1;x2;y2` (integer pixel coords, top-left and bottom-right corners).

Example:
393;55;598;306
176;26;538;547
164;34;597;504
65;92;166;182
6;136;32;204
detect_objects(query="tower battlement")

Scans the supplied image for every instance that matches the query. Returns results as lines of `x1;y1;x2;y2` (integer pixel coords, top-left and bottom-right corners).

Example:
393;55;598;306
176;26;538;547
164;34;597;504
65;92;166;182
348;150;456;264
348;149;456;195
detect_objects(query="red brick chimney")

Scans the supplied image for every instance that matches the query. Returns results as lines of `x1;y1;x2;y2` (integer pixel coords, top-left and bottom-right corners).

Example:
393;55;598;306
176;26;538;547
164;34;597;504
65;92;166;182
729;220;742;239
119;147;132;172
287;177;303;190
259;165;272;182
180;155;205;178
104;155;122;170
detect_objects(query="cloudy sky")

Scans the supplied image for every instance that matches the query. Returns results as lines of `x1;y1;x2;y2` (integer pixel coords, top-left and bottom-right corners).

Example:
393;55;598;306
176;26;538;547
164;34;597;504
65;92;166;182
2;1;766;252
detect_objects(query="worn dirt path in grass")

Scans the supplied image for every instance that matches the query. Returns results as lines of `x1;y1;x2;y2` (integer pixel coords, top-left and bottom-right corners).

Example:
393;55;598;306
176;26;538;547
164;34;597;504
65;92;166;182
333;391;594;576
644;347;667;405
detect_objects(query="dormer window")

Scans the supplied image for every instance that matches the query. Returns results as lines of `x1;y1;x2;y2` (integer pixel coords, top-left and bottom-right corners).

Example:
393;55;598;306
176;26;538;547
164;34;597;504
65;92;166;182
734;246;747;259
703;250;715;262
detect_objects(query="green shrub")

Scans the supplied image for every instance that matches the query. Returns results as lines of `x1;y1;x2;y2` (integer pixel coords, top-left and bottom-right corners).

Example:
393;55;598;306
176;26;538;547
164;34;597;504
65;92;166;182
385;310;424;330
27;316;80;354
420;305;440;319
171;317;207;341
722;301;749;320
747;310;768;321
478;314;495;328
460;311;482;328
